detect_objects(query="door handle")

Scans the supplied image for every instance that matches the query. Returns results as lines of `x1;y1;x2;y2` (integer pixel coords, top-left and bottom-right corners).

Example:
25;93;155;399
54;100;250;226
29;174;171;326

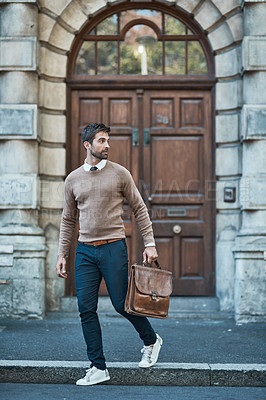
144;128;150;146
132;128;139;146
173;225;182;235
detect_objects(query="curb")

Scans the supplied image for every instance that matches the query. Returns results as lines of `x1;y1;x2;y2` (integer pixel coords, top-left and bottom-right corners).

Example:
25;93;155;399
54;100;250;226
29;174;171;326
0;361;265;387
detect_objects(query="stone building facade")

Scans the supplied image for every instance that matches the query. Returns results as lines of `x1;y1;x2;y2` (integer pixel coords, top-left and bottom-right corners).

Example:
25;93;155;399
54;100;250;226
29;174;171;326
0;0;265;322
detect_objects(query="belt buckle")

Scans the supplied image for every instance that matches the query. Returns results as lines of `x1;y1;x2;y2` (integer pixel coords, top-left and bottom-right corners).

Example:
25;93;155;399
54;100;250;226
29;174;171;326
94;240;106;246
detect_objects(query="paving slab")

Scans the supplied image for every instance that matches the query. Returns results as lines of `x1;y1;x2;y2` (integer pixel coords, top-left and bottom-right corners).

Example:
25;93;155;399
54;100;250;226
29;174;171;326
0;314;265;386
1;314;265;363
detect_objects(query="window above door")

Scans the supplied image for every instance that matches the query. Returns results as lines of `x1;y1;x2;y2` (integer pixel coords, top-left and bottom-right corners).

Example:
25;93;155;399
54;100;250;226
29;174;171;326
74;9;208;76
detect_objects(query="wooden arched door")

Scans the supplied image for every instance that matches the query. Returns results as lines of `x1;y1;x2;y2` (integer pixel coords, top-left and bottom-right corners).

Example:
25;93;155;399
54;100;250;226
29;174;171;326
66;2;216;297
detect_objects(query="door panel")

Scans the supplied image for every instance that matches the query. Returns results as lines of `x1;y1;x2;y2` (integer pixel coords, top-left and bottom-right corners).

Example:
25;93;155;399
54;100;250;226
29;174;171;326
109;99;132;127
67;90;138;296
151;99;174;128
68;88;214;296
143;90;213;295
151;136;203;201
181;238;204;278
180;98;204;128
80;99;103;126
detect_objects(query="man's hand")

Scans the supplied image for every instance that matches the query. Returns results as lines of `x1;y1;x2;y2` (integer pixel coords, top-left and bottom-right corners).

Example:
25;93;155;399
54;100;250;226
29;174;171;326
56;255;68;279
143;246;158;264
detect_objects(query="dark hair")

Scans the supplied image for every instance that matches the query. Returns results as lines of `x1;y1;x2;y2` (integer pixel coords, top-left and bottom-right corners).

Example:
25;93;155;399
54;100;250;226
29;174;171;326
82;123;110;145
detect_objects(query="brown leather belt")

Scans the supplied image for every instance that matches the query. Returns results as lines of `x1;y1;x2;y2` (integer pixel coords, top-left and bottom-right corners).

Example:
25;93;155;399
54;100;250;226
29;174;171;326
81;238;122;246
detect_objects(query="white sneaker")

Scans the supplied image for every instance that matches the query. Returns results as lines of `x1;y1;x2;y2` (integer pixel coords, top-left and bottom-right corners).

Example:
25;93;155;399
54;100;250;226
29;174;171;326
138;333;163;368
76;366;110;386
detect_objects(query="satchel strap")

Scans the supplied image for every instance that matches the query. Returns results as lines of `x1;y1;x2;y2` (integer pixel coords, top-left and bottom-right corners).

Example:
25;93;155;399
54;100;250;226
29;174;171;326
143;260;161;269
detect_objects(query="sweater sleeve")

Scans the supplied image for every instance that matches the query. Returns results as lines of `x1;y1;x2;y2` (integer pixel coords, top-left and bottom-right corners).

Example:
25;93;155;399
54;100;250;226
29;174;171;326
58;176;78;257
122;170;155;246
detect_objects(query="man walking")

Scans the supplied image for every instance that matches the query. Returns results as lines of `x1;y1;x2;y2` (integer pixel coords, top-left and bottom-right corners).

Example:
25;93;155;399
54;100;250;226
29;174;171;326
56;123;162;386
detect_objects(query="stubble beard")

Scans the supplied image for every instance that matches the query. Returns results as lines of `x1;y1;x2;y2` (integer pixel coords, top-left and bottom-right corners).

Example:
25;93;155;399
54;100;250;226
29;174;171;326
90;148;109;160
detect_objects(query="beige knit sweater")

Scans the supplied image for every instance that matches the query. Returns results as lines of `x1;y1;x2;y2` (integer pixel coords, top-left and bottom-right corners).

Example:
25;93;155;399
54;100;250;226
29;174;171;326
58;161;155;256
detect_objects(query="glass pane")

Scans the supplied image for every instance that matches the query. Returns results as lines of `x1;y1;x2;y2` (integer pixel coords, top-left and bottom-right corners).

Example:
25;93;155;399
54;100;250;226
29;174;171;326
89;29;95;35
165;42;185;74
97;14;118;35
188;41;207;74
120;25;162;75
98;42;118;74
121;9;162;31
75;42;95;75
187;28;194;35
165;14;185;35
120;42;141;75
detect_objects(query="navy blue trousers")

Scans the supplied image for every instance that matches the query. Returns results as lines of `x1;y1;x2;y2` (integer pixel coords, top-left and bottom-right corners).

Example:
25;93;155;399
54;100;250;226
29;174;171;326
75;239;157;370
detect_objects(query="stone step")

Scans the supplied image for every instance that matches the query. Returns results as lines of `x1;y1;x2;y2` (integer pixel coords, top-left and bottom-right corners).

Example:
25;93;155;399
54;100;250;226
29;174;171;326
60;296;229;319
1;361;265;387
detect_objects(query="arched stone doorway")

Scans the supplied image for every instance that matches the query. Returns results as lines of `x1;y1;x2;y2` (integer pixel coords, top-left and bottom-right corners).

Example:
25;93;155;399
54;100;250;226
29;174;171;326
66;2;216;297
38;0;244;314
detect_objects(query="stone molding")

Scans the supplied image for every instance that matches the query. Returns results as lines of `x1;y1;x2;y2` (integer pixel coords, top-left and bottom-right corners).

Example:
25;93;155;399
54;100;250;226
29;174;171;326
0;245;14;267
0;174;38;209
0;37;37;71
242;36;266;71
240;176;266;210
0;104;37;139
242;105;266;140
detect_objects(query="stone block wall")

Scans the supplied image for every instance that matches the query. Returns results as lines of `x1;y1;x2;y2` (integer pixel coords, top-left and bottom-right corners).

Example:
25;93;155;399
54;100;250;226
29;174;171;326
193;0;243;313
233;0;266;322
0;1;46;318
0;0;265;321
37;0;245;315
38;0;75;311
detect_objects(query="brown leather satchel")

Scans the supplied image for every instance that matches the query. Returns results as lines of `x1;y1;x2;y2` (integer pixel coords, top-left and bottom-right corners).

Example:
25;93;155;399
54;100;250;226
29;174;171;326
124;260;173;319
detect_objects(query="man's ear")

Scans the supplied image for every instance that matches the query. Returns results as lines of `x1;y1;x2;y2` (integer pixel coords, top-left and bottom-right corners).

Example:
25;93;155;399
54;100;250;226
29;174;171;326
83;141;90;151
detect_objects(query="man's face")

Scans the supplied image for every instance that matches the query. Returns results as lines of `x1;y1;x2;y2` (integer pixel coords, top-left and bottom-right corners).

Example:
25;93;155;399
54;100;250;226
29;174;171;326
85;131;110;160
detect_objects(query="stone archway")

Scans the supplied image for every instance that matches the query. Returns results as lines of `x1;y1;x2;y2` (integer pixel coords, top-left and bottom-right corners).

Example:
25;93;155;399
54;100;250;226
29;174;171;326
38;0;243;312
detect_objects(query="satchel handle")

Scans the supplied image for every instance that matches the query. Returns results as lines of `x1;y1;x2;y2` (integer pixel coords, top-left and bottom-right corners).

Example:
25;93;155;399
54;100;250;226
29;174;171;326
143;260;161;269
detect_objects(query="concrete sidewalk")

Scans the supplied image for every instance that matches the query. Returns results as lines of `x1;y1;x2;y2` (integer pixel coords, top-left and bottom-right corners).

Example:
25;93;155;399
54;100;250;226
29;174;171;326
0;312;265;386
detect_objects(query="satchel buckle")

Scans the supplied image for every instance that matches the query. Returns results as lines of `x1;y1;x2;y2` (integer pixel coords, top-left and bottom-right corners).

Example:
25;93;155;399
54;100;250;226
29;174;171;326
151;292;157;301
